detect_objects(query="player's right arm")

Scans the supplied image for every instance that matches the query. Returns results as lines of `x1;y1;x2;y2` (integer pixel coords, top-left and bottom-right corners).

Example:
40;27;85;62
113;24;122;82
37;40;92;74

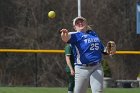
60;29;71;42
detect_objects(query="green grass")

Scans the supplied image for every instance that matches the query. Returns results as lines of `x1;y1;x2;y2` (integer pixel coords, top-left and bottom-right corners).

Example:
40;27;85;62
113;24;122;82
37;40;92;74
0;87;139;93
104;88;140;93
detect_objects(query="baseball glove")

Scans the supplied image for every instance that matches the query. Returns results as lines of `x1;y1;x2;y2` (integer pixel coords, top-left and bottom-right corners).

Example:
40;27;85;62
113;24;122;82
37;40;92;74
106;41;116;55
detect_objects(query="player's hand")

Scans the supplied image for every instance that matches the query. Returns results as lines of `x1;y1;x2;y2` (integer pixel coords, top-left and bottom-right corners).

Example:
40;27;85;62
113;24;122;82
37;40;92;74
60;29;69;42
60;29;68;34
70;69;75;76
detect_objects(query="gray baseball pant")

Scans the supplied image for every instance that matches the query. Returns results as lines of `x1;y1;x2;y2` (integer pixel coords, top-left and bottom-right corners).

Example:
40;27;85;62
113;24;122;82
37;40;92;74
74;63;103;93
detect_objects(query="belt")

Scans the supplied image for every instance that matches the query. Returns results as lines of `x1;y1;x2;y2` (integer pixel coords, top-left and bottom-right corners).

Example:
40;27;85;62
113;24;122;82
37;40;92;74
76;62;99;67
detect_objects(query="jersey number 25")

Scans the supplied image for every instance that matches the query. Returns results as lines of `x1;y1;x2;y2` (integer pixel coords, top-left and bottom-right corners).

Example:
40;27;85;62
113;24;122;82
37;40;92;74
90;43;99;50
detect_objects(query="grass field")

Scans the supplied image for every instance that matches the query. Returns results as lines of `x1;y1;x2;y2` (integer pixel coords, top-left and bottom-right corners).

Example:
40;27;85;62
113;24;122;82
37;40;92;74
0;87;140;93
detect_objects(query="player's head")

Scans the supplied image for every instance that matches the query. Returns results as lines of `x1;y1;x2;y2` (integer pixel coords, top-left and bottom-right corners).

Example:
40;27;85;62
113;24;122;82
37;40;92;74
73;16;88;32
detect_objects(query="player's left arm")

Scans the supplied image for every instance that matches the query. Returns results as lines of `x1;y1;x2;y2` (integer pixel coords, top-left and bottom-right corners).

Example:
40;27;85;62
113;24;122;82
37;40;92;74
100;41;109;55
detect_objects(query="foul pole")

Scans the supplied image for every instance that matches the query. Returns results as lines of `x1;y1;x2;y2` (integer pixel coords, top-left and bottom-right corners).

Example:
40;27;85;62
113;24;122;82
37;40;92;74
78;0;81;16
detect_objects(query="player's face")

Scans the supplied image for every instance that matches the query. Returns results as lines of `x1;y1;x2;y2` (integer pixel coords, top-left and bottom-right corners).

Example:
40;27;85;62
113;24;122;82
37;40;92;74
74;19;87;31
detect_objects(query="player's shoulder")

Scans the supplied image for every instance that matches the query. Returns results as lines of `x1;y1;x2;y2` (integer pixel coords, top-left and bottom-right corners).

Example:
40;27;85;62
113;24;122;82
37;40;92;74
65;44;73;50
87;30;96;34
65;44;70;48
87;30;98;36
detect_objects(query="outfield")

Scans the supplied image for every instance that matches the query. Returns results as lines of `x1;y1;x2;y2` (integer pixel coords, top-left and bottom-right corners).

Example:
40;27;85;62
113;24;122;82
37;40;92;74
0;87;140;93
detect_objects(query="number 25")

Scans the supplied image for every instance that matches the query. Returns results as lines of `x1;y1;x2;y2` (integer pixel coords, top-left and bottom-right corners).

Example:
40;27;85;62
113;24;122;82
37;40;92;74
90;43;99;50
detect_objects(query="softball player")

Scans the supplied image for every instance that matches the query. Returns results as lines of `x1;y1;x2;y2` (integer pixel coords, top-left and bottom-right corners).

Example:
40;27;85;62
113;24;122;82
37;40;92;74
60;16;116;93
65;44;75;93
